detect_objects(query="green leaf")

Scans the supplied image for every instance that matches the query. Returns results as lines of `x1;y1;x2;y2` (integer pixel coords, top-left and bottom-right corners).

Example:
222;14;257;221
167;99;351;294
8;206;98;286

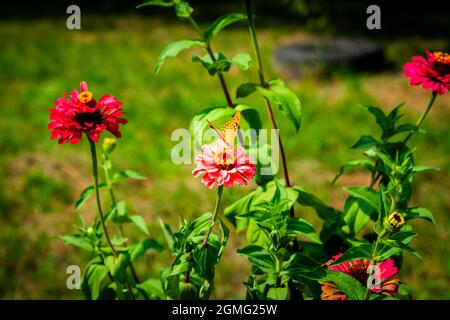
364;105;387;133
237;245;276;273
137;278;165;299
174;0;193;18
320;270;366;300
236;104;262;134
330;244;373;265
136;0;174;8
236;82;257;99
246;219;269;246
155;39;205;74
412;165;440;173
204;13;247;43
192;52;251;75
111;236;128;246
344;187;380;211
218;217;230;257
192;52;231;75
351;135;379;149
130;239;164;261
403;207;436;224
293;186;337;220
60;234;93;252
129;215;149;235
75;183;106;209
231;53;252;70
159;219;174;252
188;212;214;238
82;262;109;300
112;170;147;182
267;286;289;300
343;197;374;235
193;239;221;281
170;255;191;276
257;78;302;132
286;218;321;244
110;200;129;224
379;232;421;260
394;123;418;136
332;160;375;184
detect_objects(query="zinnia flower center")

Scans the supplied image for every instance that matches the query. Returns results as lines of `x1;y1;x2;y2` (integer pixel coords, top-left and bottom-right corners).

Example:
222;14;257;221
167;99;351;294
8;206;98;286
75;109;103;128
213;148;236;170
433;51;450;65
347;264;369;285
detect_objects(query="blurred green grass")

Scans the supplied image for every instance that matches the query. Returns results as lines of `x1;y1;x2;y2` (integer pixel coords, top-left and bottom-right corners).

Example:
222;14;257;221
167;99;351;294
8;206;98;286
0;15;448;299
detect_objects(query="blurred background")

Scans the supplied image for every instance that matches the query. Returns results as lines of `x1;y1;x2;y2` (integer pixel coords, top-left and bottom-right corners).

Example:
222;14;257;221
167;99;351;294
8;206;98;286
0;0;449;299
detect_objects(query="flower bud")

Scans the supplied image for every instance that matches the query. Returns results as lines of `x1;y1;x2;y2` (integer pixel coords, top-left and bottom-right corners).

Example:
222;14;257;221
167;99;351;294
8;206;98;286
383;211;405;232
102;137;117;154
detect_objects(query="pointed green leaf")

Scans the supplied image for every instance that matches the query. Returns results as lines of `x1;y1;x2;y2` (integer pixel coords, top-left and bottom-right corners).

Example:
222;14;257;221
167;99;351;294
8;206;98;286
204;13;247;43
130;215;149;235
155;39;205;73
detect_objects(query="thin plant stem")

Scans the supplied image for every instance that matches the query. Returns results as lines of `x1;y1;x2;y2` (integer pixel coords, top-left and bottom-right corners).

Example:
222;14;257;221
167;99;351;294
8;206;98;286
403;91;437;144
102;153;149;300
188;17;234;108
245;0;294;216
364;229;386;299
187;16;245;146
202;185;224;248
89;140;136;299
89;140;118;258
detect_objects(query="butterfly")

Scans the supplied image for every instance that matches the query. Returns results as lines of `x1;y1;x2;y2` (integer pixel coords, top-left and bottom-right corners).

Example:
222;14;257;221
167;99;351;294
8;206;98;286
207;110;240;148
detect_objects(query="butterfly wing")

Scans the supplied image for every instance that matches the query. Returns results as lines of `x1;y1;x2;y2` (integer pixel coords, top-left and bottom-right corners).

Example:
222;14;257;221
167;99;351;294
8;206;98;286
207;110;240;147
220;110;240;146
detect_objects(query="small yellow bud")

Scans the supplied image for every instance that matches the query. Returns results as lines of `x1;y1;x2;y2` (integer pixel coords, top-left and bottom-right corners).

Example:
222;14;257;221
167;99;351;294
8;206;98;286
384;211;405;232
102;137;117;154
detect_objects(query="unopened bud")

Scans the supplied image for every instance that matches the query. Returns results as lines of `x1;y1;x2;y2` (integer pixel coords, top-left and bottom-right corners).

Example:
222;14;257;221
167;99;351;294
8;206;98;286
102;137;117;154
383;211;405;232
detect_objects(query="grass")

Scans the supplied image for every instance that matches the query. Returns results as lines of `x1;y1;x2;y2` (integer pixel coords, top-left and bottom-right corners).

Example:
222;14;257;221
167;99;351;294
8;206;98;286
0;14;448;299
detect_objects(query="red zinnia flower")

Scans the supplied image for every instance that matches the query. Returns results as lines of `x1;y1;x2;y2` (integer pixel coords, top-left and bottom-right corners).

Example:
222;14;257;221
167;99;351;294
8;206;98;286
193;140;256;189
320;253;399;300
48;81;127;144
404;51;450;95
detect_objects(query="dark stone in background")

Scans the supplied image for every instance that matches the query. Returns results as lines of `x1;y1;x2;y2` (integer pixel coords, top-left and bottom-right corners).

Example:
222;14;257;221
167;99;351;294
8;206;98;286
274;38;385;77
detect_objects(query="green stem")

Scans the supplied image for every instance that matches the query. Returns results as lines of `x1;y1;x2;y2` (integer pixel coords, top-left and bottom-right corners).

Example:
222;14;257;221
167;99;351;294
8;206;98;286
364;229;386;299
187;16;245;147
89;140;118;258
102;153;149;300
187;17;234;109
403;91;437;144
245;0;294;216
202;185;224;247
89;140;139;299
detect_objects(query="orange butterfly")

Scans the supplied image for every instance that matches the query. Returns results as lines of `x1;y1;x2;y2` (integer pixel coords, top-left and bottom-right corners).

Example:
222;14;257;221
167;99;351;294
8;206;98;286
207;110;240;148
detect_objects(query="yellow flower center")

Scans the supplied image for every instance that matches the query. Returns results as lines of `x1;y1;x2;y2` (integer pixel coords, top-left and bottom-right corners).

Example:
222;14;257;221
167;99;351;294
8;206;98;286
213;147;236;170
78;91;93;104
433;51;450;65
387;211;405;230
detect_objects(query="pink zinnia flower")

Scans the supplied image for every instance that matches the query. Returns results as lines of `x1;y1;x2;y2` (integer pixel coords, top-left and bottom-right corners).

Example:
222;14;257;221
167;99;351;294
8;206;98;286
48;81;127;144
404;51;450;95
320;253;399;300
193;140;256;189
